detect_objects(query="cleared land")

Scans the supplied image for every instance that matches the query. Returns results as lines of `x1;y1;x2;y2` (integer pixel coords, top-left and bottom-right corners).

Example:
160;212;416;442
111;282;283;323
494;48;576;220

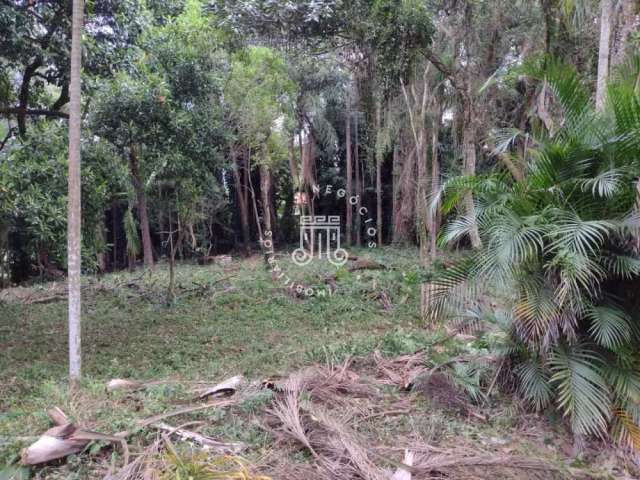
0;248;636;479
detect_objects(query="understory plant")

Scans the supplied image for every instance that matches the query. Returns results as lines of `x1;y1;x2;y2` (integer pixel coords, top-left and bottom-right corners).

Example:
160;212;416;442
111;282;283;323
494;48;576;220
429;57;640;449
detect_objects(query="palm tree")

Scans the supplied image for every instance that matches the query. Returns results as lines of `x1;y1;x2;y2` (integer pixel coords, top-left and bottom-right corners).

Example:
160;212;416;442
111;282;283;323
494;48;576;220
68;0;84;384
429;57;640;448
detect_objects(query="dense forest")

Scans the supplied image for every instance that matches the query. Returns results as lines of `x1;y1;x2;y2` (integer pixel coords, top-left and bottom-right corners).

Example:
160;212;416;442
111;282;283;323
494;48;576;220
1;0;640;478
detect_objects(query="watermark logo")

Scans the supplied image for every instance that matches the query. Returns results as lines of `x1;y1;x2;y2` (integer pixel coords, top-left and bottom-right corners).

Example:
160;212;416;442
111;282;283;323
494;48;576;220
292;215;348;267
263;183;378;297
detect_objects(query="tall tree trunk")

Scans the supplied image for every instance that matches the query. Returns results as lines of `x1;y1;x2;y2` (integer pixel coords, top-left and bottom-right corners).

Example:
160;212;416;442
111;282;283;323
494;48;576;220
596;0;614;111
461;100;482;249
67;0;83;385
401;72;432;321
129;143;154;268
430;119;440;260
416;128;430;321
345;98;353;246
612;0;638;67
391;143;400;234
260;164;273;237
247;152;264;245
354;108;362;247
232;147;250;255
375;99;383;246
393;141;416;244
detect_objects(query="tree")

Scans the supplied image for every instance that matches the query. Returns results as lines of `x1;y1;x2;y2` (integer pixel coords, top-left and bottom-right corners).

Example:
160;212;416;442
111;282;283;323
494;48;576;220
0;0;143;139
225;46;296;245
67;0;83;384
596;0;614;111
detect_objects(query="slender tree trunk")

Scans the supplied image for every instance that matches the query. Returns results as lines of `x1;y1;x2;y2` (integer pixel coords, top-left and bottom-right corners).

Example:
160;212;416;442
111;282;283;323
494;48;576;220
112;201;118;269
401;73;432;320
67;0;83;385
167;228;184;305
345;97;353;246
430;121;440;260
375;99;383;246
247;153;264;244
415;135;429;265
289;136;299;187
391;143;400;234
0;221;8;288
596;0;614;111
354;108;362;247
232;147;250;255
417;129;430;321
260;164;273;238
461;100;482;249
96;218;106;273
540;0;555;57
129;143;154;268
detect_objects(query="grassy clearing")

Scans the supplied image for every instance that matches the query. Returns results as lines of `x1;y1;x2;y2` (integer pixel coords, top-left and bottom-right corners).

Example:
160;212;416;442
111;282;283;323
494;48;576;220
0;247;635;479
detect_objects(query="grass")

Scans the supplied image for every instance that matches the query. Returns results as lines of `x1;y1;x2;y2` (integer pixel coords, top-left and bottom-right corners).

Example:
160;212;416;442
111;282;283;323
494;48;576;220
0;248;425;457
0;246;635;478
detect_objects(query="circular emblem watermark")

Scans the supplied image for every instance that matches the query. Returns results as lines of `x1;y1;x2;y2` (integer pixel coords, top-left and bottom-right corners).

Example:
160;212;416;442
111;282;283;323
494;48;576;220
264;184;378;297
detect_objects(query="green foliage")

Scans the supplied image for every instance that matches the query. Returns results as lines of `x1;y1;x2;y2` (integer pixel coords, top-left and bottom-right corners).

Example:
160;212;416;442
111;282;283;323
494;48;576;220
550;344;611;437
225;46;296;166
367;0;433;92
0;123;110;274
431;57;640;443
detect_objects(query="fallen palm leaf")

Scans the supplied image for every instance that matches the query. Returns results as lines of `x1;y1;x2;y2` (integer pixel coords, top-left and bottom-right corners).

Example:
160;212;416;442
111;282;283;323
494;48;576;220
107;379;145;392
198;375;246;399
22;408;129;466
22;425;128;466
21;423;89;465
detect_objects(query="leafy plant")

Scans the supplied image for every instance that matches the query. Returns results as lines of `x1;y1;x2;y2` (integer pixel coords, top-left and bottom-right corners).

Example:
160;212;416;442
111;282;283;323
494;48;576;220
430;56;640;447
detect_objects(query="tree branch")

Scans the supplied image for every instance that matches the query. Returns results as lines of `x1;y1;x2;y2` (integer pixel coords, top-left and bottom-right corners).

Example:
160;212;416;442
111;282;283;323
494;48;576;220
0;107;69;119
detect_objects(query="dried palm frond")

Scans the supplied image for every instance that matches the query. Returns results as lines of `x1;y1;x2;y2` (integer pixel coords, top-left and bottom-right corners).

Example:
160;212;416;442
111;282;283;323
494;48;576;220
310;407;388;480
412;452;559;476
104;439;162;480
373;350;426;390
292;359;379;411
267;375;318;458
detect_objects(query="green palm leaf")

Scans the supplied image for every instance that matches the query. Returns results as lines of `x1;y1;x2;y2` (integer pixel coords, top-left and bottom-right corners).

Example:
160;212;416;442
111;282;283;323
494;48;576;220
550;344;611;437
586;305;632;350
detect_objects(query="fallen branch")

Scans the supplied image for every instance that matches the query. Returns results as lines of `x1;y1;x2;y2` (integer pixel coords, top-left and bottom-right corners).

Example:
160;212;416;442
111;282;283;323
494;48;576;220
347;258;386;272
137;399;236;427
154;422;245;454
107;379;145;392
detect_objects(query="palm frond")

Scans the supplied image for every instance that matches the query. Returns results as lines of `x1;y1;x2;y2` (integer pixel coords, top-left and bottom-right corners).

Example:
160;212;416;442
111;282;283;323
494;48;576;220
612;407;640;451
585;305;632;350
514;357;553;411
550;344;611;437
